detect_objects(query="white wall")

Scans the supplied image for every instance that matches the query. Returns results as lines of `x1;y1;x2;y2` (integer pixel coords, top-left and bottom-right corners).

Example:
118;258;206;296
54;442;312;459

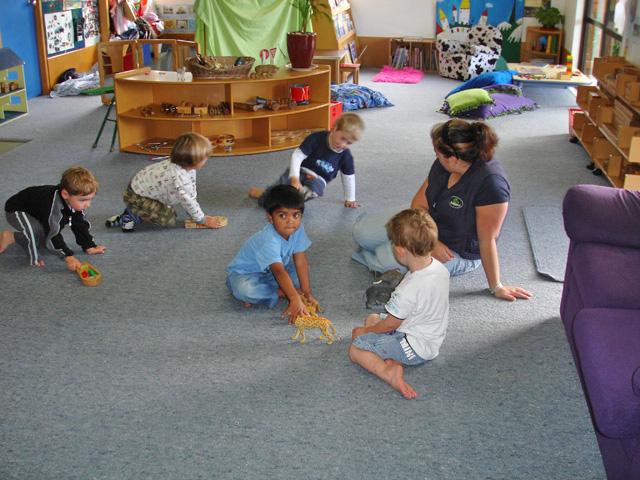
352;0;578;54
351;0;436;38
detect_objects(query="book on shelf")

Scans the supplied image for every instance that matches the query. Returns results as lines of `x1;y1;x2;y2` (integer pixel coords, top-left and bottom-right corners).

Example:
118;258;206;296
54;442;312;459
349;41;358;62
343;47;353;64
391;46;409;69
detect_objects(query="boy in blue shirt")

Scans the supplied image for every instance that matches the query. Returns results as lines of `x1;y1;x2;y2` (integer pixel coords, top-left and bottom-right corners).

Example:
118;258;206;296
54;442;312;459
248;113;365;208
226;185;318;323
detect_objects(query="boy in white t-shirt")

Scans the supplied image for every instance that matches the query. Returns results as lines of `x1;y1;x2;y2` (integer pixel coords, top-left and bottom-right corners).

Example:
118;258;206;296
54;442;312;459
349;208;450;400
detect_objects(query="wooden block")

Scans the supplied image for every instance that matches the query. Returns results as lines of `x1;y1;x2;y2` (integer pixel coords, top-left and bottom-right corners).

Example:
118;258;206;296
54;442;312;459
193;104;208;115
625;82;640;102
629;136;640;163
607;154;623;177
597;105;614;127
184;216;228;229
617;127;640;149
623;173;640;190
176;102;192;115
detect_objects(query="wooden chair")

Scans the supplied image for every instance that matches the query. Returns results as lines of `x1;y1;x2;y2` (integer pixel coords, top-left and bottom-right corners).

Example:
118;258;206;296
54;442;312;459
136;38;176;70
340;44;367;84
93;40;139;152
174;40;200;70
135;39;200;71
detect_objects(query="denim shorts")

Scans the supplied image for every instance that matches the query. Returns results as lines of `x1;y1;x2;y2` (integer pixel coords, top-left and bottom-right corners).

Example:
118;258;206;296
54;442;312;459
352;330;426;366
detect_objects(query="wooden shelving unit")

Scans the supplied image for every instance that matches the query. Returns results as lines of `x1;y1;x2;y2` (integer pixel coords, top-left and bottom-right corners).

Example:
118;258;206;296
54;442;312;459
520;27;563;64
388;37;437;72
572;56;640;189
312;0;360;64
114;66;331;156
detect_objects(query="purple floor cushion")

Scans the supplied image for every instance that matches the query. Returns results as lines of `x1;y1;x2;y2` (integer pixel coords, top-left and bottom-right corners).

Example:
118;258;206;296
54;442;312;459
454;92;538;119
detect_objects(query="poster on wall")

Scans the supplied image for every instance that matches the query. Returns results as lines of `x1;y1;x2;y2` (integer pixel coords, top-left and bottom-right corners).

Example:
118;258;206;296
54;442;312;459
44;10;75;55
157;3;196;33
82;0;100;46
435;0;525;62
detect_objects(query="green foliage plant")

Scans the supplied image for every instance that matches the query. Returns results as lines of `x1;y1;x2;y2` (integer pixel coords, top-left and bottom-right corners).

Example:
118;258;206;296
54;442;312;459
535;6;564;29
290;0;331;33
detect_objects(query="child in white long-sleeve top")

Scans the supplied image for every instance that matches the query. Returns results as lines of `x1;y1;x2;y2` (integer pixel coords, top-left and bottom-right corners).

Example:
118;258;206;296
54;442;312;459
106;132;224;232
249;113;365;208
349;209;450;400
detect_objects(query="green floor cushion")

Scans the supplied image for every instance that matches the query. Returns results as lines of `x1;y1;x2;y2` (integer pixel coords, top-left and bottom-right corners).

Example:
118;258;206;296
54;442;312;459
444;88;493;116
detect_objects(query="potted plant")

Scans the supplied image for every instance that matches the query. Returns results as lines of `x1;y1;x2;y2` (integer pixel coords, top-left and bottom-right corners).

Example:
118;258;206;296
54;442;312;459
287;0;330;69
535;6;564;29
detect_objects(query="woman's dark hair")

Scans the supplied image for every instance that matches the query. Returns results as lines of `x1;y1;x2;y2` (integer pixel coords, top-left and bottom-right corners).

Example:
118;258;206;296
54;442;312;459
263;185;305;214
431;119;498;163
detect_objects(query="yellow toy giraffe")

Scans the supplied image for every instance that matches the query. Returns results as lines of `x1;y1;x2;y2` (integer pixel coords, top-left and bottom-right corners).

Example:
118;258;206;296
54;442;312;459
291;301;337;345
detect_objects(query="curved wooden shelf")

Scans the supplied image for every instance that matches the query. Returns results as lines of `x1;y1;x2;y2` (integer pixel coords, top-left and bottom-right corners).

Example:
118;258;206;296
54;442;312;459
114;67;331;156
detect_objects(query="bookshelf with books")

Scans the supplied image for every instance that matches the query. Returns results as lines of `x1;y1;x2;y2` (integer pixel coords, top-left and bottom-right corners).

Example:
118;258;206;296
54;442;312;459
313;0;360;64
521;27;563;64
388;38;437;72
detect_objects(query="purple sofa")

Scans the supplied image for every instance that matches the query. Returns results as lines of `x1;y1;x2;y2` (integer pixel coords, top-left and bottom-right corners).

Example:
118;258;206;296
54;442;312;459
561;184;640;479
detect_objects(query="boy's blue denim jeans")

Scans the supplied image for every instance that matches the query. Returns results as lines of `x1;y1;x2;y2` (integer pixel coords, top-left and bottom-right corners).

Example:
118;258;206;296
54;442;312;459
258;168;326;206
226;263;300;308
351;207;481;277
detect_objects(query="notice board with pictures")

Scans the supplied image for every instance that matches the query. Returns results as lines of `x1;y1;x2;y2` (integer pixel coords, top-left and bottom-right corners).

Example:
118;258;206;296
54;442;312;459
35;0;109;94
156;1;196;34
42;0;101;57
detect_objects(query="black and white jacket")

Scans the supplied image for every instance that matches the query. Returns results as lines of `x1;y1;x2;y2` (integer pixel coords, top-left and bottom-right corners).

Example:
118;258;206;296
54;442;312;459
5;185;97;258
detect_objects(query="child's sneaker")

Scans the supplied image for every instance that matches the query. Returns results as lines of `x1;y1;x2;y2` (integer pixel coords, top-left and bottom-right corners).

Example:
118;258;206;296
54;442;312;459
121;219;136;232
105;214;123;228
115;208;141;233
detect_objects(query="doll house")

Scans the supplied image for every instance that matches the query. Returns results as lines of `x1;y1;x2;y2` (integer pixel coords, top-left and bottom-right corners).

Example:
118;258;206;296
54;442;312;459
0;47;28;126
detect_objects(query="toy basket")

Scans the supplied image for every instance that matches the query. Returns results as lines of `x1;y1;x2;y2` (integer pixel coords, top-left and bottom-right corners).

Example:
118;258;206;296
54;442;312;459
185;56;255;80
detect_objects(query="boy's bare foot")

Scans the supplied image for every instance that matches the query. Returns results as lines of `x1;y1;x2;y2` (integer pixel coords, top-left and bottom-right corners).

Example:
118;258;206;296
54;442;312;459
35;260;45;268
0;230;15;254
384;359;418;400
248;187;264;199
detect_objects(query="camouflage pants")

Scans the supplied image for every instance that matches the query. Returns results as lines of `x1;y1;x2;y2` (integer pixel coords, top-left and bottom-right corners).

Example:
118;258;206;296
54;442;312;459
124;185;177;226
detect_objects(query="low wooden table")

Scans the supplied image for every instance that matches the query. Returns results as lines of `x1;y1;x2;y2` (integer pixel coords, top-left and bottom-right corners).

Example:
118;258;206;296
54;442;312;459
313;49;347;84
508;62;593;88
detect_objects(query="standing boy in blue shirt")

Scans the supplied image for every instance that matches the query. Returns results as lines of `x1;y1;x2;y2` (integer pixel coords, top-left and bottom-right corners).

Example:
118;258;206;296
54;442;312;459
226;185;318;324
248;113;365;208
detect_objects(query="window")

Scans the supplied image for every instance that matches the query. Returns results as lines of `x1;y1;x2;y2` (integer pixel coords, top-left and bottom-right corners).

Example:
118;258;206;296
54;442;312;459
580;0;625;75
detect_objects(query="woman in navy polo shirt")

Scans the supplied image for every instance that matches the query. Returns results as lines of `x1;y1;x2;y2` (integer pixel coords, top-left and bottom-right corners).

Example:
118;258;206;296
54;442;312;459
352;119;531;302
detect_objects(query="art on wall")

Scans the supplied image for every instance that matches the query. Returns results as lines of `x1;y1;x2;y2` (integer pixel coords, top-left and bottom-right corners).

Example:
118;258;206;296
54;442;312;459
157;2;196;33
44;10;75;55
82;0;100;46
435;0;525;61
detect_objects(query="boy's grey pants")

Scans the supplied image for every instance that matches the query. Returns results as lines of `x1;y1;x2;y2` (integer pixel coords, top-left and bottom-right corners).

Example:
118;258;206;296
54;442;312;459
5;211;45;265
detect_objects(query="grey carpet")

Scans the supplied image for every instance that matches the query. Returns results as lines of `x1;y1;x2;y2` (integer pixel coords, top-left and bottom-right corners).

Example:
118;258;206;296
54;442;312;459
523;206;568;282
0;73;609;479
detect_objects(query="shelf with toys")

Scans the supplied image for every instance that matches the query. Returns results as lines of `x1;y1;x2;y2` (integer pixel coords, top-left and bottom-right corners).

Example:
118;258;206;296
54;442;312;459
520;27;563;65
572;57;640;189
114;66;331;156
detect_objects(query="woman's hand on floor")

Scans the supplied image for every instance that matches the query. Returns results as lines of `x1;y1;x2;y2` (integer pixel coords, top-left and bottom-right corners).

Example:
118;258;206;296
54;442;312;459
494;284;532;301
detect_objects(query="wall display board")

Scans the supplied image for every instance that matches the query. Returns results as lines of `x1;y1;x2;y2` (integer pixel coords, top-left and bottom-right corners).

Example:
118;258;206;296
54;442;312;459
42;0;100;56
156;1;196;34
35;0;109;94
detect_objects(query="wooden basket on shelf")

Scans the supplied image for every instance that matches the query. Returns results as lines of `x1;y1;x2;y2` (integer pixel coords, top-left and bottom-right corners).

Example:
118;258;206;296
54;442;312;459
185;56;255;80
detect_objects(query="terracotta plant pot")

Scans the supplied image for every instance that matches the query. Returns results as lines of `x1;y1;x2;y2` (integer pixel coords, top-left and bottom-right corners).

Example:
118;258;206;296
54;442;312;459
287;32;317;69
